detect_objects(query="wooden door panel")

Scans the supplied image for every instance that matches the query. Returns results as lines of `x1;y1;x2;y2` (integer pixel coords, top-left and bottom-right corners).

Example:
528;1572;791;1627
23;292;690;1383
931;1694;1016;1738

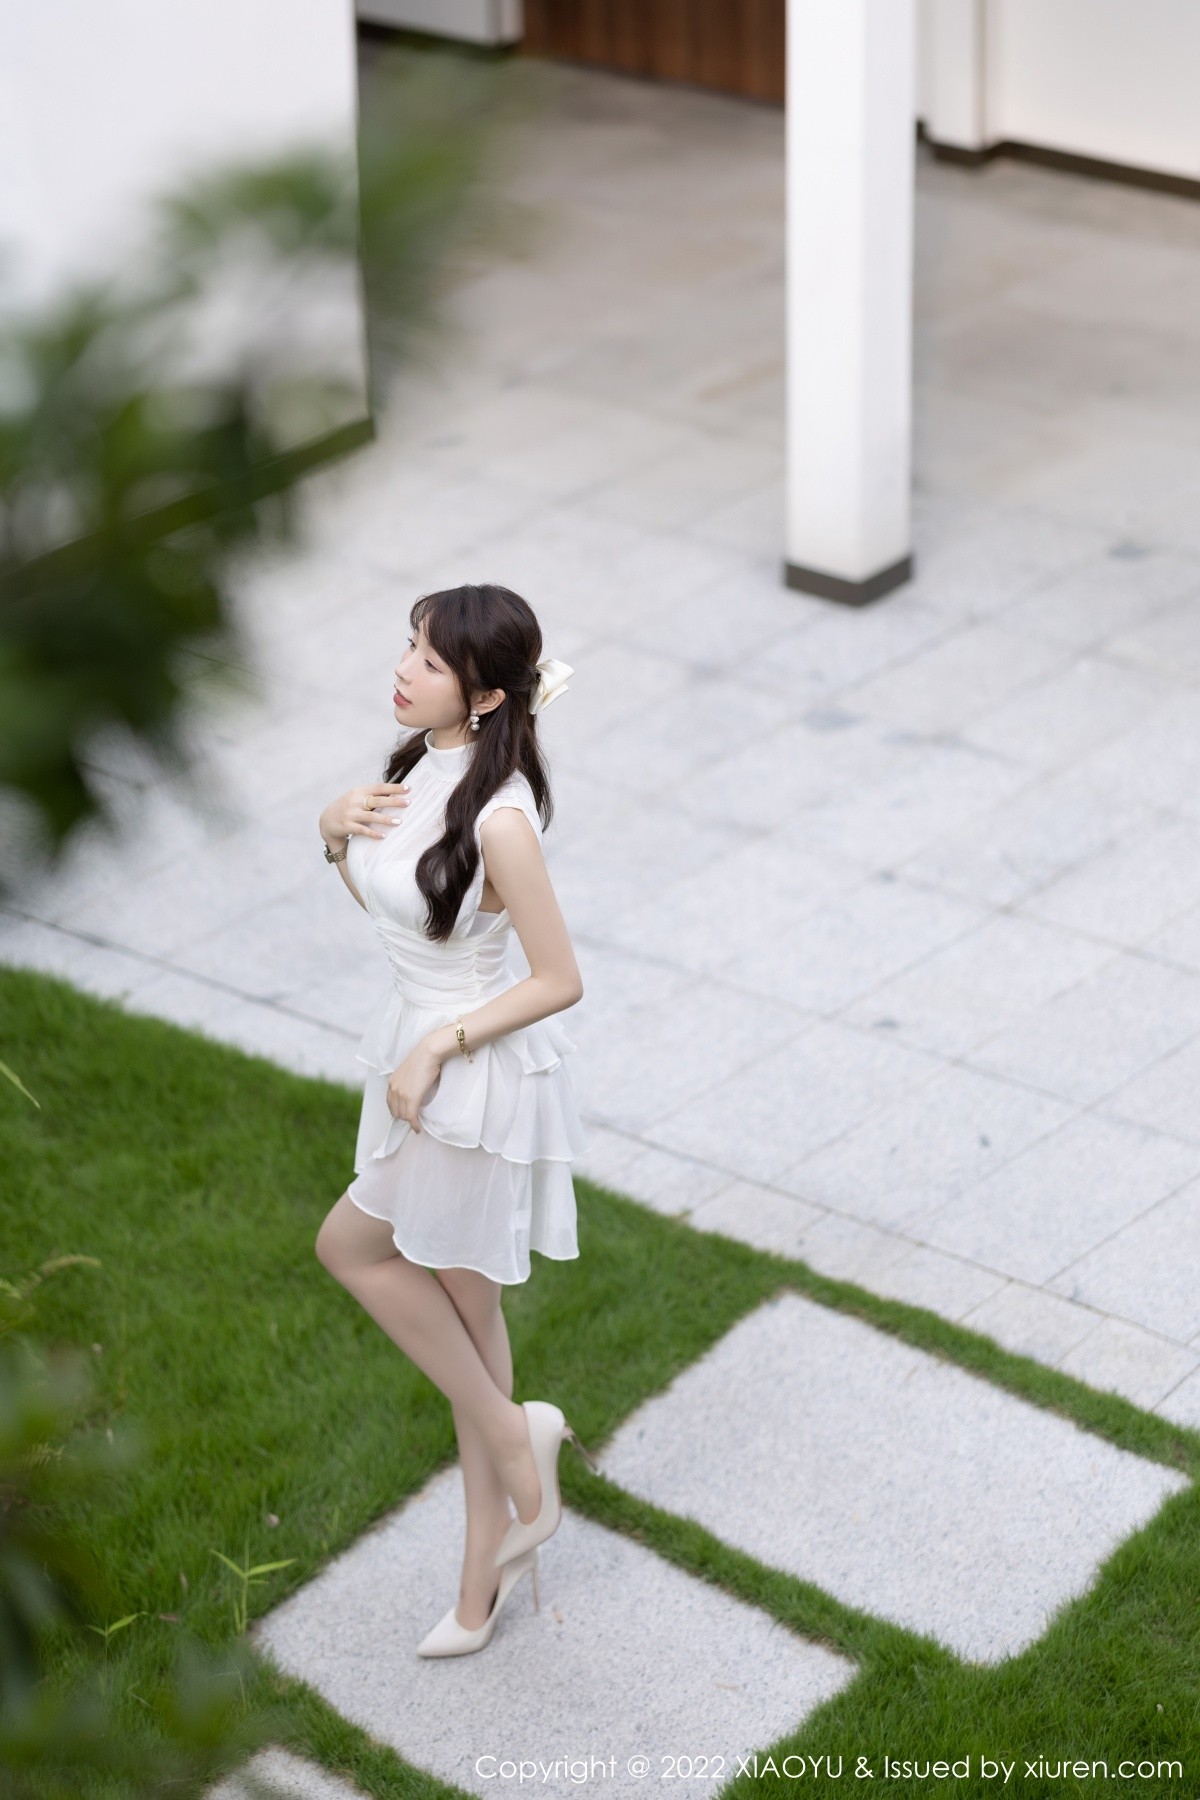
522;0;785;103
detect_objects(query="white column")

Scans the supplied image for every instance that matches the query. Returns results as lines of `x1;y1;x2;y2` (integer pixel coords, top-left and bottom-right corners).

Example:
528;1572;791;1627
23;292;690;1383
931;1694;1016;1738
784;0;916;604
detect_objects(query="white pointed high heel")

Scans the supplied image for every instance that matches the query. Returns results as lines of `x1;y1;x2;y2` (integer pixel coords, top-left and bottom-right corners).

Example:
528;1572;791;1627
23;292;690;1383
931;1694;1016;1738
493;1400;600;1571
415;1545;540;1657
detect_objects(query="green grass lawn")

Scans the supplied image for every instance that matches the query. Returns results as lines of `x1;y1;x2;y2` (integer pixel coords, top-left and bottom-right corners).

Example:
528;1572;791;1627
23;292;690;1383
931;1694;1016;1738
3;963;1198;1798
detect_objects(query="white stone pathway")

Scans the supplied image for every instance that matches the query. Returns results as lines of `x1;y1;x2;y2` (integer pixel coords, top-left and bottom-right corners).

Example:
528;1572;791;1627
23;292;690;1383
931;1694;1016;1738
242;1286;1187;1792
209;1746;370;1800
594;1293;1188;1666
250;1460;854;1800
2;56;1198;1795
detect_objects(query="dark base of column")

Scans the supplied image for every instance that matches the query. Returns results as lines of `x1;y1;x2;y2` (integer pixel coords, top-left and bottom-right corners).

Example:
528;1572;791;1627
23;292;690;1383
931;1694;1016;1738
783;553;914;607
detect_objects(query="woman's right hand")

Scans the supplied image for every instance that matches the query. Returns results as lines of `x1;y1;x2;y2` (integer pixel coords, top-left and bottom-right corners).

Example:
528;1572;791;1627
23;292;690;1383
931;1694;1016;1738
319;782;412;845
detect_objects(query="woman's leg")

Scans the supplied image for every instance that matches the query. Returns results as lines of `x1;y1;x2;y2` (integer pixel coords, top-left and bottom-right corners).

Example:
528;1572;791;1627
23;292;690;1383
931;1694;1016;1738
434;1263;520;1628
315;1193;542;1529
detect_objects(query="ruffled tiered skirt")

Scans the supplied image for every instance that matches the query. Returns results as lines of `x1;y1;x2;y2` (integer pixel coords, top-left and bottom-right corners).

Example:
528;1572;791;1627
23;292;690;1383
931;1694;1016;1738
347;981;589;1285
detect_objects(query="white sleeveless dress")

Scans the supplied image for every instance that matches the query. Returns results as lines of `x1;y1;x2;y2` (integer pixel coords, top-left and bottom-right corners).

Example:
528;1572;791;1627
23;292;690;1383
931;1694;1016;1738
344;728;588;1285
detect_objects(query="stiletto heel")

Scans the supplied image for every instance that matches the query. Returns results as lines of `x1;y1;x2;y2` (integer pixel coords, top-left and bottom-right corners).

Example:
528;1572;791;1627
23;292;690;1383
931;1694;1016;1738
415;1546;539;1658
564;1423;600;1474
494;1399;599;1569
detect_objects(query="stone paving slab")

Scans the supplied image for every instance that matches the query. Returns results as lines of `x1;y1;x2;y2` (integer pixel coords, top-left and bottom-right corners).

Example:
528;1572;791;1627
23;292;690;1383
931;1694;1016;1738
687;1180;826;1257
249;1464;855;1800
778;1063;1072;1231
960;656;1172;773
1020;815;1200;949
839;913;1114;1059
681;1177;1200;1423
1145;900;1200;972
601;832;871;978
1056;1318;1200;1414
967;953;1200;1107
594;1292;1190;1665
996;543;1200;650
599;1142;734;1217
571;973;812;1138
1113;591;1200;681
1104;1035;1200;1145
855;1243;1009;1322
783;738;1034;873
848;623;1071;738
1071;690;1200;822
915;1113;1200;1286
899;765;1152;910
1045;1178;1200;1342
208;1746;370;1800
1155;1366;1200;1431
958;1281;1107;1367
645;1024;943;1183
721;875;988;1017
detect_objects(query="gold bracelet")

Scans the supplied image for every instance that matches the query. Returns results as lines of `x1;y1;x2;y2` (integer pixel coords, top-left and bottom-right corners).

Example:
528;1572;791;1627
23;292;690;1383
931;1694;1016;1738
454;1016;473;1062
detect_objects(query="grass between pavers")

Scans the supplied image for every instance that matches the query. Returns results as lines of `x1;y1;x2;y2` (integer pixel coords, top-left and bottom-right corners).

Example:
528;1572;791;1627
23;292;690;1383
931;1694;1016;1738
3;962;1199;1800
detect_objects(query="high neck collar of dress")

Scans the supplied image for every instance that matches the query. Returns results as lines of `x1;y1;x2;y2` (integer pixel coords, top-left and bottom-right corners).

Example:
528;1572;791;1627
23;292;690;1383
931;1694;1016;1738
421;727;476;779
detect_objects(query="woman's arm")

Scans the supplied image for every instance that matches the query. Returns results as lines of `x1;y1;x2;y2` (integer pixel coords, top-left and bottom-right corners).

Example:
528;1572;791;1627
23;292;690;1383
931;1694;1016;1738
319;781;411;912
424;808;583;1065
323;834;368;910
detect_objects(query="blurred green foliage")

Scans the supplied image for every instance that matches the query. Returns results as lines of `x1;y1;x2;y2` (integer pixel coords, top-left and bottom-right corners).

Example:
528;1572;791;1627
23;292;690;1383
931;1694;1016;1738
0;1262;298;1800
0;41;523;892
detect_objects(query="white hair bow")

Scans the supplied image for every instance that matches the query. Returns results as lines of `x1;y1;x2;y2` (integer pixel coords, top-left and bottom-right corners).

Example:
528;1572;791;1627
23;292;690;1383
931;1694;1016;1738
528;654;574;715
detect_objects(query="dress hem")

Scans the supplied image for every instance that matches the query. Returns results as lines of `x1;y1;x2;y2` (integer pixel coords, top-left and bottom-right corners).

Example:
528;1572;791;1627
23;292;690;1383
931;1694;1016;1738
360;1115;590;1170
344;1185;579;1286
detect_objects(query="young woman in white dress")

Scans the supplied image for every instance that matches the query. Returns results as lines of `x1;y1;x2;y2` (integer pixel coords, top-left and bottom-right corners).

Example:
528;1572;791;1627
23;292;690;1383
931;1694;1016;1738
314;583;598;1659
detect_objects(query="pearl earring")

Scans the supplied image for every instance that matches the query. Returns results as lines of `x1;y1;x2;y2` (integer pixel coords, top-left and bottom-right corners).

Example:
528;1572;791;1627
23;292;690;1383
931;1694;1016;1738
469;711;480;731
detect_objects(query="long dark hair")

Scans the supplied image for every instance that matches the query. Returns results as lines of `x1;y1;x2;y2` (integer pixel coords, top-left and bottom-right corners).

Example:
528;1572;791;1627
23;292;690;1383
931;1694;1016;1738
382;583;554;942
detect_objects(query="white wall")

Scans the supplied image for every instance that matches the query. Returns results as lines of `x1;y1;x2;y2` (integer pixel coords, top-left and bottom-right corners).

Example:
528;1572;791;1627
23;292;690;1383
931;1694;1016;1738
0;0;368;433
920;0;1200;181
986;0;1200;180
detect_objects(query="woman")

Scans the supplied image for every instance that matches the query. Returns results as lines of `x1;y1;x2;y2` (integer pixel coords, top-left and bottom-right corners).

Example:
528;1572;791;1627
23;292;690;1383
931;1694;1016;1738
314;582;597;1659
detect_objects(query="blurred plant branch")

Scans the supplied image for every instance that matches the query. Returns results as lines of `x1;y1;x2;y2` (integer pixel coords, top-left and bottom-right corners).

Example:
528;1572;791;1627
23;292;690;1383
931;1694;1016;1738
0;42;524;895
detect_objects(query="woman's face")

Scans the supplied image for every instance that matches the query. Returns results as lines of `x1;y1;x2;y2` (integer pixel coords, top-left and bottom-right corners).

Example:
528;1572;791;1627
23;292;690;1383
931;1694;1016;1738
393;616;464;730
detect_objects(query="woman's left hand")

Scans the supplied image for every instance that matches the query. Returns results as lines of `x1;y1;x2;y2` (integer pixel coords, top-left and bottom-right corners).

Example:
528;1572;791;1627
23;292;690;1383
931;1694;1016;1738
385;1041;443;1132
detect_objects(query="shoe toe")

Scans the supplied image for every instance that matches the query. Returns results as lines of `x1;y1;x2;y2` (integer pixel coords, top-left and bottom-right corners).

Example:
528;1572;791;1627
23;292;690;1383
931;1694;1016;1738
416;1605;463;1657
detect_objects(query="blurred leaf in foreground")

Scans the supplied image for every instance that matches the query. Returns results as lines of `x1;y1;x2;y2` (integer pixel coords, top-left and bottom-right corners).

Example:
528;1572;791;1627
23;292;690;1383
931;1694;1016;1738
0;41;526;896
